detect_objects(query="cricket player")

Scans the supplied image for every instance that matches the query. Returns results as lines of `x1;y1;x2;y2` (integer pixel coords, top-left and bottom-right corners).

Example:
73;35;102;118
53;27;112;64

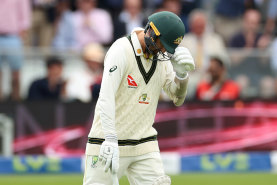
83;11;195;185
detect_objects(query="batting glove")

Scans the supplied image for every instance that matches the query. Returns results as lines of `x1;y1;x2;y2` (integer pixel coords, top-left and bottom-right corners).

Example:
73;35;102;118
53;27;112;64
99;139;119;174
170;47;195;79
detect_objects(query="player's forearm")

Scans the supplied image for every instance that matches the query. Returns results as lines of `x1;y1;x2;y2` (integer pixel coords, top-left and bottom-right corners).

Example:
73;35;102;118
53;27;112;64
169;46;194;106
98;83;117;140
97;70;117;141
97;39;127;141
171;75;189;106
99;114;118;141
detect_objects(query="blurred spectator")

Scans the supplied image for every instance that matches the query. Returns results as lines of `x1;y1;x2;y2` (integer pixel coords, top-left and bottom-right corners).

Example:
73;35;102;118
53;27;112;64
0;0;31;101
213;0;245;44
66;43;105;102
98;0;123;17
113;0;145;41
73;0;113;49
180;9;229;70
27;56;66;100
229;9;270;49
143;0;158;15
259;76;276;99
229;48;274;99
157;0;183;18
196;57;240;101
228;9;273;98
52;0;76;50
264;0;277;36
181;0;204;31
179;9;229;99
27;0;56;46
157;0;203;33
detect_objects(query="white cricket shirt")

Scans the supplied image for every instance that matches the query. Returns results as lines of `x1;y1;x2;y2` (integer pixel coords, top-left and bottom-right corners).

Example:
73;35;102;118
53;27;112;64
86;28;187;156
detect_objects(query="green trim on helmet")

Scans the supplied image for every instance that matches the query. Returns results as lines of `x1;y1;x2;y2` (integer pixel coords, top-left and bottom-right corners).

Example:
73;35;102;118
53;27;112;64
148;11;185;54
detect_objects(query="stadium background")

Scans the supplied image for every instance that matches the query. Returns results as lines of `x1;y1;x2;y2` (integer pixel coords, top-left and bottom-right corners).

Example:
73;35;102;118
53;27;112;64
1;0;277;184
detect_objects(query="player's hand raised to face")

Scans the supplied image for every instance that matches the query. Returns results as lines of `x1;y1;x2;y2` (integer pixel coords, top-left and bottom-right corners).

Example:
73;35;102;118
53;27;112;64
171;47;195;78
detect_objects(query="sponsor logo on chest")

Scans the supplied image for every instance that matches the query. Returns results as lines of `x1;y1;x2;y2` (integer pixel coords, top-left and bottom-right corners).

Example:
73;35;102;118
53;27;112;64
127;75;138;88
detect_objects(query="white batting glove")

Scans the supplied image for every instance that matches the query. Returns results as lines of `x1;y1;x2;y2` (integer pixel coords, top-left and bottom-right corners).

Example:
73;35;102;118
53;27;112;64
171;47;195;79
99;140;119;174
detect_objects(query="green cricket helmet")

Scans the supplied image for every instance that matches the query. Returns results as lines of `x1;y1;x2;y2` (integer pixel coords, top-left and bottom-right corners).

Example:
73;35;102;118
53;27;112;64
147;11;185;54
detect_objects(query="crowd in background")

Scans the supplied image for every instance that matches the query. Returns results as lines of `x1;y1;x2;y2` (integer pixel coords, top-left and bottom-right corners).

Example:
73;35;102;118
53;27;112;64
0;0;277;102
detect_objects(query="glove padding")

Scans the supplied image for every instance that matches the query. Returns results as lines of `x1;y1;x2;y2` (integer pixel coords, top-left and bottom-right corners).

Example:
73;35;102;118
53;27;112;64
171;47;195;78
99;140;119;174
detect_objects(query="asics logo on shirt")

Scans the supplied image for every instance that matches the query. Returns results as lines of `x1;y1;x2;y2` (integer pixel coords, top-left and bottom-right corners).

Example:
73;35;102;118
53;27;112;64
127;75;138;88
109;65;117;73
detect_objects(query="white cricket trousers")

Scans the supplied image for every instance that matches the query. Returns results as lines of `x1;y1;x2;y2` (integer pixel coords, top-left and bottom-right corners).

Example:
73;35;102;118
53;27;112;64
83;152;165;185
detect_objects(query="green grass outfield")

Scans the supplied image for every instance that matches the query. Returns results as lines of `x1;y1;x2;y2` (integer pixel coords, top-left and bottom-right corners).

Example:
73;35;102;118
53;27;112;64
0;173;277;185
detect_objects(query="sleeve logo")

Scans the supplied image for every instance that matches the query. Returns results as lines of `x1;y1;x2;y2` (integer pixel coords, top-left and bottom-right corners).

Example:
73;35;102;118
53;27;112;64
109;65;117;73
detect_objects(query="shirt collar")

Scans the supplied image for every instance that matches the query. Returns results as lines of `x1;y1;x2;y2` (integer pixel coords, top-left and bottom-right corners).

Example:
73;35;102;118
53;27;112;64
130;28;144;56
